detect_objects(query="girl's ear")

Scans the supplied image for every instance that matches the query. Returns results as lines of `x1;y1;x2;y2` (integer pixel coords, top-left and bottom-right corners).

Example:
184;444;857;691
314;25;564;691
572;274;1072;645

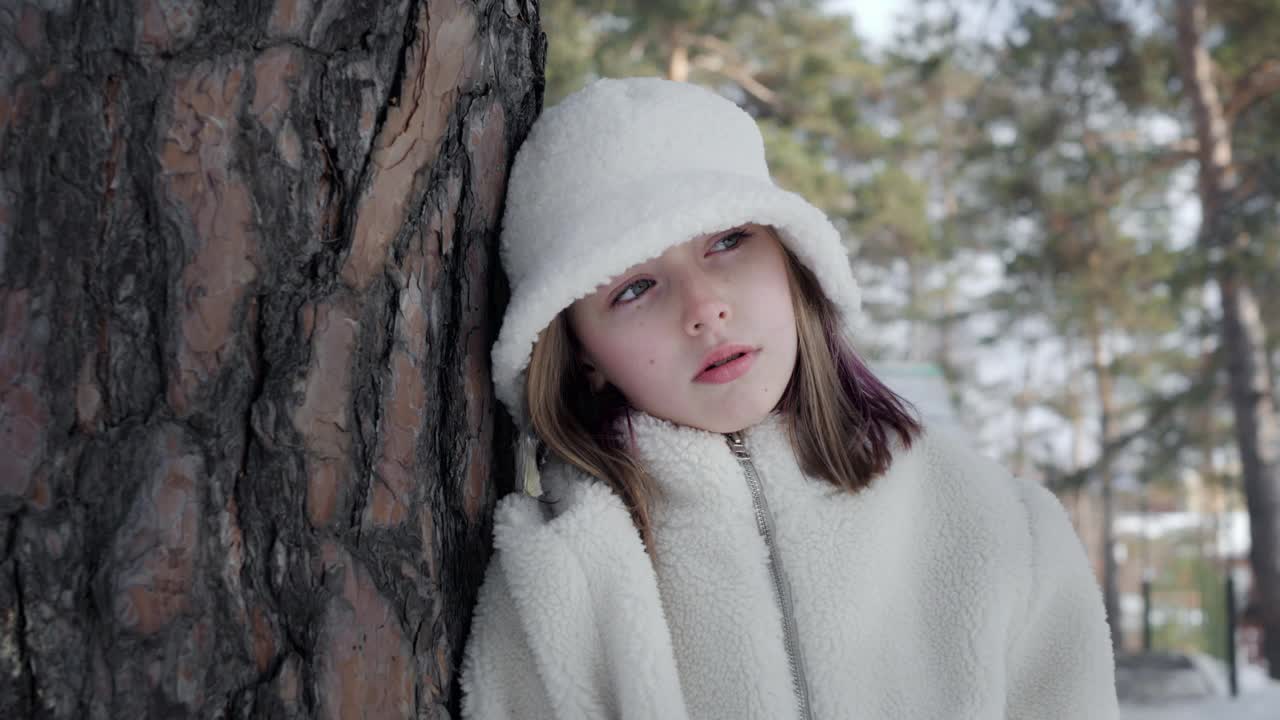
579;352;607;393
564;310;607;392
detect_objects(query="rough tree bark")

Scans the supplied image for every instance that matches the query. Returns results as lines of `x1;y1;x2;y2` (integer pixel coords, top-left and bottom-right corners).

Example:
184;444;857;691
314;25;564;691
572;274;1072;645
1177;0;1280;680
0;0;544;717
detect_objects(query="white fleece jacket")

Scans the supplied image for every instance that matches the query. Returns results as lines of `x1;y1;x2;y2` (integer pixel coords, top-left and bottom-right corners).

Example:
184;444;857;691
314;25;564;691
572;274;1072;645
461;411;1119;719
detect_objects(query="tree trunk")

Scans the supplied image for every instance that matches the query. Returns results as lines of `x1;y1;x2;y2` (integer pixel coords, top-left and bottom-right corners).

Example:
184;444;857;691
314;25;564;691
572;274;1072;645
1087;306;1122;653
668;40;690;82
1177;0;1280;679
0;1;544;717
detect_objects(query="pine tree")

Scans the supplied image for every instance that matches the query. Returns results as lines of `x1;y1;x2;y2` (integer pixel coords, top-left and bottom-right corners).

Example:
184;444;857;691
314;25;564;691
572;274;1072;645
0;1;542;715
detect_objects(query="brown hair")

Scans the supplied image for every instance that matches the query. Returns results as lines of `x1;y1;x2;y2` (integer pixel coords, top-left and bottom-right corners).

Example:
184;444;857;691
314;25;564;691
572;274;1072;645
524;227;921;549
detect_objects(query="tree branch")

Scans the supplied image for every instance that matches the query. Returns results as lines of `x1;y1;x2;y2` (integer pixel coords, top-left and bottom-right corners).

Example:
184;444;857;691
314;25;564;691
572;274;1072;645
1090;138;1199;199
677;29;782;110
1050;349;1220;492
689;54;781;109
1225;58;1280;125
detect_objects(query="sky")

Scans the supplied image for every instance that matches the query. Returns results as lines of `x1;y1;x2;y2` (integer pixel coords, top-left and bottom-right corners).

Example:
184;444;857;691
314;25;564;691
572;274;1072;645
832;0;1024;57
829;0;904;52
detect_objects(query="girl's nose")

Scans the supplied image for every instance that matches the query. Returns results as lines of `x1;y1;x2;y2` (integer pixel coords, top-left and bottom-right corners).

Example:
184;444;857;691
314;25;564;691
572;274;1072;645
684;292;731;336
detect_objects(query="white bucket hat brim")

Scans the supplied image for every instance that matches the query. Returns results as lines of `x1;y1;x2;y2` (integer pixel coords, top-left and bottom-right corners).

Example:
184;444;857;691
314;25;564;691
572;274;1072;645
491;167;862;428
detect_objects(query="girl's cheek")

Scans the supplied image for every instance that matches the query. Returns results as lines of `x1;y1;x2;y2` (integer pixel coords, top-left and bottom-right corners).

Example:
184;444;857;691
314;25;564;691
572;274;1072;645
606;333;655;371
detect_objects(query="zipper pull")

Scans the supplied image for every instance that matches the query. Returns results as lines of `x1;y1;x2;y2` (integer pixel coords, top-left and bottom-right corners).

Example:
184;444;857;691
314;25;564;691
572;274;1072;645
725;431;751;459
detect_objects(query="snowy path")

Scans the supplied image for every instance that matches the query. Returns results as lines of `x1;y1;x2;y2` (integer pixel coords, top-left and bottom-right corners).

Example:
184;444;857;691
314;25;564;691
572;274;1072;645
1120;663;1280;720
1120;686;1280;719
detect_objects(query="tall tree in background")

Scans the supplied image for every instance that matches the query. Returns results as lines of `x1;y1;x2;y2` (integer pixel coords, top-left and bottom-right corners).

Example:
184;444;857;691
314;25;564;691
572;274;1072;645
871;13;992;392
950;1;1189;649
1175;0;1280;678
0;1;542;716
903;0;1280;664
955;0;1280;665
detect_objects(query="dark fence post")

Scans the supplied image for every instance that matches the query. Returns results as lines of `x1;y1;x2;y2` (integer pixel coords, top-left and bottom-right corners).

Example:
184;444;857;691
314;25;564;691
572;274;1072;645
1226;574;1238;697
1142;577;1153;651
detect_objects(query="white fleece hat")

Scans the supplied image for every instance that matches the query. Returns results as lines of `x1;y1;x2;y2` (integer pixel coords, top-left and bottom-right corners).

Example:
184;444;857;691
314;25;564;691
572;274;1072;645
492;77;863;430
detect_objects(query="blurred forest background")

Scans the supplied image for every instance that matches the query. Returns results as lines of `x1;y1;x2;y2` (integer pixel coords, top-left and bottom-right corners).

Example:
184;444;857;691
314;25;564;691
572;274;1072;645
538;0;1280;681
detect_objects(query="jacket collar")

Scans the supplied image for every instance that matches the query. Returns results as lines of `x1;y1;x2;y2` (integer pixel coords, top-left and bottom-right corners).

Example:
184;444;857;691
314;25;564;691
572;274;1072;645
615;410;795;503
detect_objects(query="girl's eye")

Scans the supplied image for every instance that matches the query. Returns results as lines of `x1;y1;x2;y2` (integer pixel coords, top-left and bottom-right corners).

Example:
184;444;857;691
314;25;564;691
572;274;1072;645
711;230;749;253
612;278;655;305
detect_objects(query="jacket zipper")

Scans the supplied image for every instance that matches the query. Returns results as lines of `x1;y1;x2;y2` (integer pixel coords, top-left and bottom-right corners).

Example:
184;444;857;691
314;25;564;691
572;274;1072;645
725;431;814;720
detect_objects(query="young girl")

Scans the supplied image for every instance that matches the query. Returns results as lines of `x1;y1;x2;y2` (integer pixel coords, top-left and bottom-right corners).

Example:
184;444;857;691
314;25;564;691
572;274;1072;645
461;77;1119;720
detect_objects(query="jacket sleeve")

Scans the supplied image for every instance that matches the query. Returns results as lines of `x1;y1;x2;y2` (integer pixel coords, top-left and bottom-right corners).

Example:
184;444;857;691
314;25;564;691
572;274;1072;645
460;556;556;720
1005;478;1120;720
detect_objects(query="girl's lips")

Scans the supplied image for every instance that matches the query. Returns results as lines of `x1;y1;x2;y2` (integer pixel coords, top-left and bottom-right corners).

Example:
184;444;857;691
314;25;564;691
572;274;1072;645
693;350;756;384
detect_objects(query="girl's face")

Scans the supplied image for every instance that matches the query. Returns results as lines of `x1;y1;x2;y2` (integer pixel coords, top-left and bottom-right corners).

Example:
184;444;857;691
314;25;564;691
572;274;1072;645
566;223;798;434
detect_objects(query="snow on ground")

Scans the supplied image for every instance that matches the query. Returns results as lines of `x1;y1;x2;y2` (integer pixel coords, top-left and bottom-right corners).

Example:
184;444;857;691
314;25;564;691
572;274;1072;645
1120;686;1280;719
1121;661;1280;720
